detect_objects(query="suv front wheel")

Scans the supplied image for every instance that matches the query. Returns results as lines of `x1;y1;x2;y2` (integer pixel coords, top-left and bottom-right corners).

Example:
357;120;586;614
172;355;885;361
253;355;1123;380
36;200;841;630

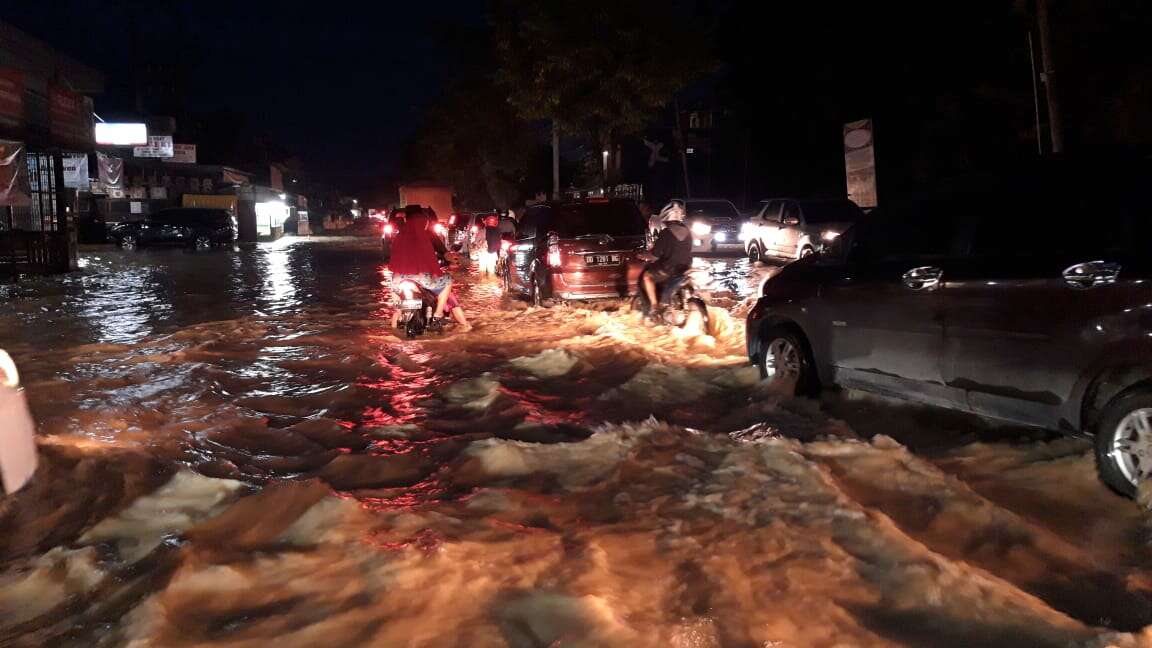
1095;388;1152;498
757;326;818;397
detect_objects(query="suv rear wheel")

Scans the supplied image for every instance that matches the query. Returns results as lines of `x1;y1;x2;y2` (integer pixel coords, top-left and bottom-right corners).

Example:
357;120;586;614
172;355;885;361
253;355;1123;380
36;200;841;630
1094;388;1152;498
757;326;818;397
119;234;138;251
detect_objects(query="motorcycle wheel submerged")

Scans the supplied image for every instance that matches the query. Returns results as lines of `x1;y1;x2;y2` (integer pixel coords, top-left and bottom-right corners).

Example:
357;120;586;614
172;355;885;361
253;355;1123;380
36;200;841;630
402;309;426;339
632;286;709;331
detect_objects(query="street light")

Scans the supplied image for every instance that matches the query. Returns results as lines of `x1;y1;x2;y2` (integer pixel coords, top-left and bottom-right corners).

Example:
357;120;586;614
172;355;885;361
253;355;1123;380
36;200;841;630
602;149;609;175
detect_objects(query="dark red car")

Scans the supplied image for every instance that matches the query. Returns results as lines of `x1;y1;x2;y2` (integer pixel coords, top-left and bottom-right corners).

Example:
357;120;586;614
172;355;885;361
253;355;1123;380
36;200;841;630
504;198;647;305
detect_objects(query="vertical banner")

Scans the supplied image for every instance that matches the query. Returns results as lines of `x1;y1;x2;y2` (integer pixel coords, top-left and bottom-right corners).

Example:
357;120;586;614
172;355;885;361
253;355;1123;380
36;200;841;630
97;152;124;195
0;140;31;207
843;119;878;208
62;154;90;189
0;68;24;127
49;86;92;147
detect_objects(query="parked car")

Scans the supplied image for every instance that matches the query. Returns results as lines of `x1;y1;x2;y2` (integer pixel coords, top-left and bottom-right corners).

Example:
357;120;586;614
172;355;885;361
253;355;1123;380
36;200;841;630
110;208;236;251
504;198;647;304
742;198;865;263
664;198;743;254
745;161;1152;497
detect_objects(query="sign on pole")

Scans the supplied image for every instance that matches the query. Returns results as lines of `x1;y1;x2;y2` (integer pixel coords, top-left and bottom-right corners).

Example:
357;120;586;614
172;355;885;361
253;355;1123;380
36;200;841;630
133;135;174;158
843;119;878;208
164;143;196;164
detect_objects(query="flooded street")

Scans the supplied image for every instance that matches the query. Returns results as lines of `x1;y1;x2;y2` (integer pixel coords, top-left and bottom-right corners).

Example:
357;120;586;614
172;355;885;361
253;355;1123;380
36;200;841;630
2;238;1151;647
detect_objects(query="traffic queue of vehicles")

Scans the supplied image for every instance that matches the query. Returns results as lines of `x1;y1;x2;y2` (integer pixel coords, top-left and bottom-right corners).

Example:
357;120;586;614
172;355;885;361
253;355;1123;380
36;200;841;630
82;168;1152;500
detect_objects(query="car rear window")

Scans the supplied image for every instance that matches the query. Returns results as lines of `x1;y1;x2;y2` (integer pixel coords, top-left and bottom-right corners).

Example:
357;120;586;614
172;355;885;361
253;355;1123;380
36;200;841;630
684;200;740;220
797;200;864;224
552;202;645;238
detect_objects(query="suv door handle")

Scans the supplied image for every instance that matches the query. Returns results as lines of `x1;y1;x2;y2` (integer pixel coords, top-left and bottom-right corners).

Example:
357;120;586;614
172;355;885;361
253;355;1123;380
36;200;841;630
1063;260;1121;289
903;266;943;291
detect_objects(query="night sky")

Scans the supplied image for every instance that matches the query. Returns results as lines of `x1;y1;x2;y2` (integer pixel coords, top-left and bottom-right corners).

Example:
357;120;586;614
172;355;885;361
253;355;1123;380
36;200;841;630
1;0;485;189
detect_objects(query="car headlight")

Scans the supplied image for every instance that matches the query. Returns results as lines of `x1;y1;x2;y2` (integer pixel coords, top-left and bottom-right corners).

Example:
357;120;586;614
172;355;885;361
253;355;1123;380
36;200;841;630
821;230;840;242
691;221;712;236
714;231;727;242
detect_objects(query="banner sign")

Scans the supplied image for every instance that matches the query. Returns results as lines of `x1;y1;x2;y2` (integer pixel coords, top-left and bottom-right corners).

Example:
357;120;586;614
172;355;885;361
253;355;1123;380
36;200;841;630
0;350;38;495
62;154;89;189
164;143;196;164
844;119;878;208
133;135;174;158
0;140;31;207
97;152;124;193
0;68;24;126
49;86;92;147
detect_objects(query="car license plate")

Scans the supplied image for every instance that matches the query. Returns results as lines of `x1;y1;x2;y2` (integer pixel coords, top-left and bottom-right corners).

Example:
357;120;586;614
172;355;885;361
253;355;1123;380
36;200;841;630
400;299;423;310
585;253;621;266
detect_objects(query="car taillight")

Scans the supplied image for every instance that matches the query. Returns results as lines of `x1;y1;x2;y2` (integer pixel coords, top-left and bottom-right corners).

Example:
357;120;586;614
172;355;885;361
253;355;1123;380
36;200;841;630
449;215;457;226
383;223;394;236
548;246;562;267
433;223;446;236
501;239;513;253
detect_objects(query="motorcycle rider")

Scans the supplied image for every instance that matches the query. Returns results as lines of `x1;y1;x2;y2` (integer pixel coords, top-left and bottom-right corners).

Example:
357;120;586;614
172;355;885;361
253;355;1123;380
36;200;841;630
389;205;454;328
641;201;693;319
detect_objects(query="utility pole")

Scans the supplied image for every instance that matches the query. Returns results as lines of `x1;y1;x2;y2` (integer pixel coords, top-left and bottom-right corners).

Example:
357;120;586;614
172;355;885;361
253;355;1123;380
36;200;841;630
1027;31;1044;155
673;98;691;198
551;120;560;200
1036;0;1064;153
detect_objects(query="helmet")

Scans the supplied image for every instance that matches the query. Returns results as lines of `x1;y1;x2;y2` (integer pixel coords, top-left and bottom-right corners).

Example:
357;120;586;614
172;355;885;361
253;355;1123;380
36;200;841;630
659;201;685;223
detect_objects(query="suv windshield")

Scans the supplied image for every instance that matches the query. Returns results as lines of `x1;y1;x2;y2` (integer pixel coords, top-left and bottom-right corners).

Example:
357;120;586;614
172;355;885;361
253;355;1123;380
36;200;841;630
797;200;864;224
684;200;739;220
552;202;645;238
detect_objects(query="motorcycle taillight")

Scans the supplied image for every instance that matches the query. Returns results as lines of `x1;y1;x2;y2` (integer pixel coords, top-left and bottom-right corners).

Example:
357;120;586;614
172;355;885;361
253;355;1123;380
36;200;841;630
397;280;418;299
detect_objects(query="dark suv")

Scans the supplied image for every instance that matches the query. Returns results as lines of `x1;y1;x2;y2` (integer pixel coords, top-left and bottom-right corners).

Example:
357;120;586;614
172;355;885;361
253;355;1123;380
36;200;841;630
110;208;236;251
745;161;1152;497
504;198;647;304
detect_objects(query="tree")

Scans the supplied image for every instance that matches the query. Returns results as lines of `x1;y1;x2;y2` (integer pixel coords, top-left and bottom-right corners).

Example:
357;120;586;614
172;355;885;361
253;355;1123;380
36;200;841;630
402;73;539;210
490;0;712;193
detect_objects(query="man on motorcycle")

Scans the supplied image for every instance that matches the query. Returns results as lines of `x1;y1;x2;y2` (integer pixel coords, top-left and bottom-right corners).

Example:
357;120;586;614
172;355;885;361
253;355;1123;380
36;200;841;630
389;206;455;328
641;201;693;319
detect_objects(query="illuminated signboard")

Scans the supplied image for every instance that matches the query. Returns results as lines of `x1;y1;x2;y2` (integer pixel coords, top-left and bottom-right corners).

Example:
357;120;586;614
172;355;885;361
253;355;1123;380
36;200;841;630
94;123;148;146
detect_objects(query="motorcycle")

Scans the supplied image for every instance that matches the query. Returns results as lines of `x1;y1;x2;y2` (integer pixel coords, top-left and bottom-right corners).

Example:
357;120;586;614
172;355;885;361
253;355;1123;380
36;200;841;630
493;236;514;278
632;268;709;329
394;280;444;339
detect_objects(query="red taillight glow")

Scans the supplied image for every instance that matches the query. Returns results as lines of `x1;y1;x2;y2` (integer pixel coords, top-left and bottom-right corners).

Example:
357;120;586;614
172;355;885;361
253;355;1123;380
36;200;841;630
501;239;513;253
449;215;457;226
548;247;562;267
433;223;446;236
383;223;394;236
471;225;478;234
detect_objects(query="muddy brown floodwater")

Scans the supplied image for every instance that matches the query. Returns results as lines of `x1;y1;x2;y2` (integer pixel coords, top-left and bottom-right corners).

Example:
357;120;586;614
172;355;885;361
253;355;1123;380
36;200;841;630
1;238;1151;647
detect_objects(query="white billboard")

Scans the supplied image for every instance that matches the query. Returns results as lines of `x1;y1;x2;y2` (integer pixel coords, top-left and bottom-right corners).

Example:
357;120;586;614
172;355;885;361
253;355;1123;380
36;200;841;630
94;123;148;146
133;135;174;158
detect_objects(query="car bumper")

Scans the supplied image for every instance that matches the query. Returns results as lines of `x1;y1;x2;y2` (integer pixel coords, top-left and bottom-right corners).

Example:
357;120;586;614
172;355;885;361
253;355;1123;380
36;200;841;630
550;263;642;300
691;232;743;253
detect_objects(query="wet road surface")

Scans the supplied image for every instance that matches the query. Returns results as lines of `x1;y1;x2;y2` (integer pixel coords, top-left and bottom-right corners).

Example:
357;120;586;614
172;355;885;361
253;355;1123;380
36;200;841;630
1;238;1151;647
